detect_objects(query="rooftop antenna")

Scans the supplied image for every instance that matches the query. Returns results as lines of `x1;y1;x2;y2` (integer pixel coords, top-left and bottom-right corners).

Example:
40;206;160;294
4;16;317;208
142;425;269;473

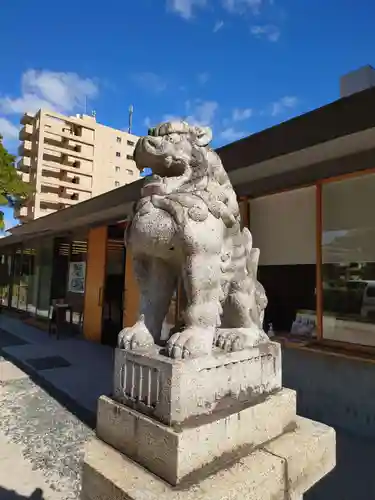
128;104;134;134
92;110;96;118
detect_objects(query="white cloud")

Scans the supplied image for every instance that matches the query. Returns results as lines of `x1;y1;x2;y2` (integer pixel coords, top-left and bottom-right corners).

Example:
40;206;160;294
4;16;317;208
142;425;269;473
162;114;182;122
185;99;219;127
132;72;167;93
197;72;210;85
0;117;19;140
251;24;280;42
232;107;253;121
145;99;219;133
167;0;207;19
143;116;152;129
213;20;224;32
220;127;247;142
270;96;298;116
222;0;263;15
0;70;98;115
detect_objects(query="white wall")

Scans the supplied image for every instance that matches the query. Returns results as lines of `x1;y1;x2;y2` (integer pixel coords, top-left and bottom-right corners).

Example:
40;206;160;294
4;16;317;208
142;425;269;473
250;186;316;266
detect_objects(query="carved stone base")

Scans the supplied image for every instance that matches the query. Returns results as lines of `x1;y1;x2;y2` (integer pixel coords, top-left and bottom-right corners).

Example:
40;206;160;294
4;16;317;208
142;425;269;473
96;389;296;486
81;416;335;500
113;342;281;426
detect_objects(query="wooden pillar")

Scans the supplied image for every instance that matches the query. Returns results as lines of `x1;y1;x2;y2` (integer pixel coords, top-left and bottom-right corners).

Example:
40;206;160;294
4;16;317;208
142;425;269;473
123;249;140;328
239;196;250;229
83;226;107;342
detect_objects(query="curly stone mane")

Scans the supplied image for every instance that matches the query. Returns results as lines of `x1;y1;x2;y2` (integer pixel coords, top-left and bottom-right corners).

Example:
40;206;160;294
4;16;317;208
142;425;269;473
135;121;241;230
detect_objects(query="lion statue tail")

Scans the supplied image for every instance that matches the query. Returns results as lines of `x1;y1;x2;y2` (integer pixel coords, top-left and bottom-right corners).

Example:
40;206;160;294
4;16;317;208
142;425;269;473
242;227;268;331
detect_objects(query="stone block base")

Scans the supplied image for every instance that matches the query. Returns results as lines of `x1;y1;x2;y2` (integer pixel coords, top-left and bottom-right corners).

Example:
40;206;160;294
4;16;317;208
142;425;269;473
113;342;281;426
96;388;296;485
81;416;335;500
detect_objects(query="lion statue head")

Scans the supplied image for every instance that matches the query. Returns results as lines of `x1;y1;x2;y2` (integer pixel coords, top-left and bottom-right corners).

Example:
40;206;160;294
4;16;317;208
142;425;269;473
133;121;240;227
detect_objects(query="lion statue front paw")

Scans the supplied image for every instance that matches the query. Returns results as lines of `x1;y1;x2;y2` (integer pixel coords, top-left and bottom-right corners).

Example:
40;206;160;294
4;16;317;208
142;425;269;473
167;327;214;359
215;327;268;352
118;316;154;351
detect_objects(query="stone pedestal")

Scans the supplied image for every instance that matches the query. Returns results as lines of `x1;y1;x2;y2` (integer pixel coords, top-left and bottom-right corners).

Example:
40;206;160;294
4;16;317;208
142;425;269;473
113;342;282;426
81;343;336;499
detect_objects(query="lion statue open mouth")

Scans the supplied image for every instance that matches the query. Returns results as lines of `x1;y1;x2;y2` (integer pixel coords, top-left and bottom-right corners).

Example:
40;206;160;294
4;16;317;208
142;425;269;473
118;120;269;359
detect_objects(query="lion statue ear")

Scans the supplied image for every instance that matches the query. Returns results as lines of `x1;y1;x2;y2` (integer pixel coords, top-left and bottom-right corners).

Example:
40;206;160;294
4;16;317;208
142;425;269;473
193;126;213;147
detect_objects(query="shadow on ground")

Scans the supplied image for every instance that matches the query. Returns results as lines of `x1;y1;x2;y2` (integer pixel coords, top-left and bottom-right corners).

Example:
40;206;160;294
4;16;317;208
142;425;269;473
0;487;45;500
0;328;96;430
307;429;375;499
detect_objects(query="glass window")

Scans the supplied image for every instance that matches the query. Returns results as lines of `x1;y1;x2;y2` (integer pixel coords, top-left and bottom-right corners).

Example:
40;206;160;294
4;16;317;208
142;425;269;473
250;186;317;336
50;237;70;303
0;251;12;307
36;239;54;318
18;244;36;311
26;242;39;315
322;173;375;346
11;247;22;309
102;225;125;346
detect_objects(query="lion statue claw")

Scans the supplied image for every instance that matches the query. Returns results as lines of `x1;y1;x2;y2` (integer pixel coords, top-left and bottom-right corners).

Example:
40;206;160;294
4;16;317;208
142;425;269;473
119;120;269;359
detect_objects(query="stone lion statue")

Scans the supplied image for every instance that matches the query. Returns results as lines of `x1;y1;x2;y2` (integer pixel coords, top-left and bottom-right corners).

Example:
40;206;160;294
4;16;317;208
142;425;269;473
118;121;269;359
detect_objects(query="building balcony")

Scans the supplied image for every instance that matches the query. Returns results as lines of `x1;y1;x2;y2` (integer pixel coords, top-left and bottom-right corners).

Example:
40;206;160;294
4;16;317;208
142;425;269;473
38;191;81;206
19;124;33;141
44;129;94;147
40;176;91;193
17;157;31;172
38;207;58;217
20;112;34;126
43;143;93;161
21;172;30;184
18;140;33;157
14;206;28;219
42;158;93;177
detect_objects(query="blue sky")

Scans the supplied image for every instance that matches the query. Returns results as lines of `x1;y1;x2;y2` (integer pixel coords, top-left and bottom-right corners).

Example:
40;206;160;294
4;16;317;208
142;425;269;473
1;0;375;229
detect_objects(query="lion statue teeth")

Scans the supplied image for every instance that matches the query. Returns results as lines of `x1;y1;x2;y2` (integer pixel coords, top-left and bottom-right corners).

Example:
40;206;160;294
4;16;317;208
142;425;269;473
118;120;269;359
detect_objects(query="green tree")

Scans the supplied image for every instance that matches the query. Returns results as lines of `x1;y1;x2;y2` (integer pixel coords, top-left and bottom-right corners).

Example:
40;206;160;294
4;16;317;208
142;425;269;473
0;134;32;230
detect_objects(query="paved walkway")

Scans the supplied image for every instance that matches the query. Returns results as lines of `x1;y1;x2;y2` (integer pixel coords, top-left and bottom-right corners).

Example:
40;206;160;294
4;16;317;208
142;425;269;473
0;314;113;423
0;359;93;500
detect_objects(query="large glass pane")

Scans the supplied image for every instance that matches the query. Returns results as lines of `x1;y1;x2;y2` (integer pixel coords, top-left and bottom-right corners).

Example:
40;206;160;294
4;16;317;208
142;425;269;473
322;173;375;346
26;242;39;315
102;224;125;346
250;187;317;336
0;251;12;307
36;239;54;318
19;244;36;311
11;247;22;309
50;237;70;302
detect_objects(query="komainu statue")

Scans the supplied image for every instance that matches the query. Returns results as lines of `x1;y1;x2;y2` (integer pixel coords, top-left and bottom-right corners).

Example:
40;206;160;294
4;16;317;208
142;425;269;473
118;121;269;359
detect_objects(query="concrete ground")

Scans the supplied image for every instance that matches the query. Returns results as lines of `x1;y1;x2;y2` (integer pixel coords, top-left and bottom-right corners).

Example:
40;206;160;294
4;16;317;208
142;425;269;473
1;314;375;499
0;359;93;500
307;430;375;500
0;314;113;420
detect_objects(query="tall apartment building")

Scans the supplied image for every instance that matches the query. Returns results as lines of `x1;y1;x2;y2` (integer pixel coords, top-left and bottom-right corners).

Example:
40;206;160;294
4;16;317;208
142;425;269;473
15;109;140;222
